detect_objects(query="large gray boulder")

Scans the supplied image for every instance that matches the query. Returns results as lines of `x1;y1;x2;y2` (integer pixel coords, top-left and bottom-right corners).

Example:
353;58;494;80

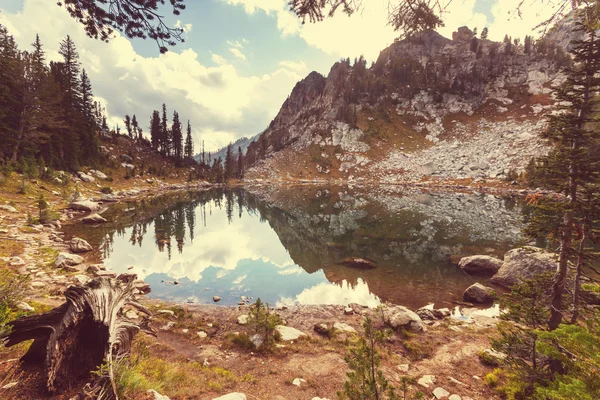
70;237;93;253
276;325;307;341
383;306;425;332
78;171;95;183
491;247;557;288
458;255;503;275
463;283;495;303
55;252;84;269
70;199;101;212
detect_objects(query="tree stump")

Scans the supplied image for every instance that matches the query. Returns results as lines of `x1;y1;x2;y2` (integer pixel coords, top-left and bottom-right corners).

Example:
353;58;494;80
4;275;154;394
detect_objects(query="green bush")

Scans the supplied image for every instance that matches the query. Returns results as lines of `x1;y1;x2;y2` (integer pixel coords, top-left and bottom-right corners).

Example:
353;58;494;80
100;186;113;194
247;298;282;350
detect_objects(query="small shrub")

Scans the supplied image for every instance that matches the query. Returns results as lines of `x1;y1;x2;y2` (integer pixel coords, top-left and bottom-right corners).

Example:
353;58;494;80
247;298;282;350
100;186;113;194
485;371;499;387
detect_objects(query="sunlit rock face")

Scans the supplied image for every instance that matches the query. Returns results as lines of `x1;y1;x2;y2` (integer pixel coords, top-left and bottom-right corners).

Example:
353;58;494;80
245;18;578;181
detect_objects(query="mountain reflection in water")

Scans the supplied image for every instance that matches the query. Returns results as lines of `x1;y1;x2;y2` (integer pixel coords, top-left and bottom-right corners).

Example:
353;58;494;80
66;186;524;309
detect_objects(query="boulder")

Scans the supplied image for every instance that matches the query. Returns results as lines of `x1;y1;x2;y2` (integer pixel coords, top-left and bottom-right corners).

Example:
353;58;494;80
9;257;25;267
147;389;171;400
237;315;249;325
458;255;503;275
337;257;377;269
70;237;93;253
212;394;246;400
433;387;450;399
249;333;263;349
121;154;133;163
491;247;557;288
78;172;95;183
100;193;118;202
275;325;307;341
82;213;107;224
313;323;330;335
333;322;356;333
90;170;108;180
16;301;34;312
55;253;84;269
383;306;425;332
70;199;100;212
463;283;495;303
0;205;17;213
416;307;449;321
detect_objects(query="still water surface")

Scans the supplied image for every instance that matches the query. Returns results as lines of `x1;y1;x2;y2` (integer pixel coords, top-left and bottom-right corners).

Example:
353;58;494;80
67;186;524;309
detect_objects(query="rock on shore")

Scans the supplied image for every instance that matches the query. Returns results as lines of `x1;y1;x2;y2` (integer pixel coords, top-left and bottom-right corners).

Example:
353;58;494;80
491;247;557;288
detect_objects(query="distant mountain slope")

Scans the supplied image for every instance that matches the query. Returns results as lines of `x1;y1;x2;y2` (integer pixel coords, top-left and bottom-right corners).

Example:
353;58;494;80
194;134;259;163
243;24;575;182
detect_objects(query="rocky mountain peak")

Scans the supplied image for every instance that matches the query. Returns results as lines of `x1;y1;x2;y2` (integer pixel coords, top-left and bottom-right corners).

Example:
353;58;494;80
245;15;579;183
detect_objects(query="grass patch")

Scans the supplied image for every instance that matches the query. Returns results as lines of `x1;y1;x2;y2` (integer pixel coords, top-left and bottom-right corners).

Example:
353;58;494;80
0;239;25;258
114;340;255;399
38;247;59;268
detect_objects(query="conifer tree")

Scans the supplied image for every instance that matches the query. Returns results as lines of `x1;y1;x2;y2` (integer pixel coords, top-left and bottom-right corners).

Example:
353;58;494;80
160;103;170;156
224;143;234;181
150;110;161;150
131;114;139;140
79;68;98;161
236;146;244;179
184;120;193;160
525;19;600;330
171;110;183;162
481;27;488;40
124;114;132;138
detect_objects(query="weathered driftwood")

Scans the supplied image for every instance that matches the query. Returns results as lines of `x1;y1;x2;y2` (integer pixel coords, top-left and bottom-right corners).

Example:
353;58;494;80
4;275;154;394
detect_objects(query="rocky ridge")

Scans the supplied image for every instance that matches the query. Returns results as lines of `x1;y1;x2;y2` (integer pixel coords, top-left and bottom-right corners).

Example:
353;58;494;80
244;23;576;182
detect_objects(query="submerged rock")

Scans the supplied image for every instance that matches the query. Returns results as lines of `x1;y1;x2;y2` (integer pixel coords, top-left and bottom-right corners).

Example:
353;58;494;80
82;213;107;224
383;306;425;332
337;257;377;269
463;283;495;303
458;255;503;275
213;296;222;302
491;247;557;288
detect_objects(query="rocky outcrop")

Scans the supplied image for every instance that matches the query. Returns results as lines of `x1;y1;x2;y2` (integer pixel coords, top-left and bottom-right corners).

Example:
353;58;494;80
383;306;425;332
463;283;495;303
244;17;577;182
491;247;558;288
458;255;503;276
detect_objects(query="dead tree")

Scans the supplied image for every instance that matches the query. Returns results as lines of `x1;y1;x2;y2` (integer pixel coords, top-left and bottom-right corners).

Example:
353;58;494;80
4;275;154;396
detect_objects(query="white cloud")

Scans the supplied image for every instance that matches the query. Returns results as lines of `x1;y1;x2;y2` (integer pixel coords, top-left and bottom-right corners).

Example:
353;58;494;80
279;59;306;72
175;20;193;33
227;39;245;48
277;278;381;307
437;0;488;39
488;0;559;41
211;53;228;65
229;47;247;60
0;0;306;152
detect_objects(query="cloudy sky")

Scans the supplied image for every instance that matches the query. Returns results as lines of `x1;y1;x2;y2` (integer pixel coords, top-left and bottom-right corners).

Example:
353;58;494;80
0;0;559;152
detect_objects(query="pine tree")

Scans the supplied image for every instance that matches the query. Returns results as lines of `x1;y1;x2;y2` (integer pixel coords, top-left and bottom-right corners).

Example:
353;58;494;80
131;114;139;140
150;110;161;150
524;35;532;55
236;146;244;179
481;27;488;40
171;110;183;162
124;114;132;138
224;143;234;181
184;120;193;160
79;68;98;161
525;20;600;330
160;103;170;156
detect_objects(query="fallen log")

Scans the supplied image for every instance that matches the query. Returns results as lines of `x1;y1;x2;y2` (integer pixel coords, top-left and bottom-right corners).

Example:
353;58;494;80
3;275;154;395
